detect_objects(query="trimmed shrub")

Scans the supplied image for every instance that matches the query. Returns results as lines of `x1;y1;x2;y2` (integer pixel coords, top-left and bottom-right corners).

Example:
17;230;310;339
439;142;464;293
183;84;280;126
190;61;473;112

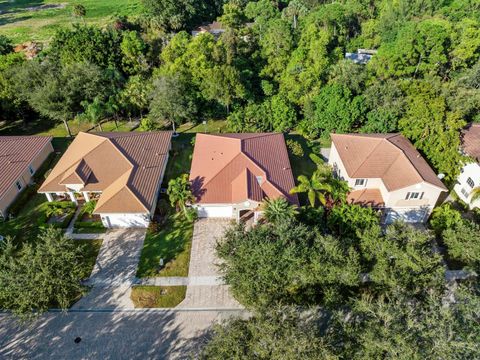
286;139;304;157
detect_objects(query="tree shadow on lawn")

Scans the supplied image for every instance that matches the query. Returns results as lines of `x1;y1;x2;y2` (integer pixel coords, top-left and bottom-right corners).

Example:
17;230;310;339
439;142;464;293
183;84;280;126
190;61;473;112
136;213;194;278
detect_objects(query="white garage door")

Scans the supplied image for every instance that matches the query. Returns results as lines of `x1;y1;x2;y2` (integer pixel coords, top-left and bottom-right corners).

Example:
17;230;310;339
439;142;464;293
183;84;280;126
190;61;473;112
385;208;428;224
196;206;233;218
101;214;150;228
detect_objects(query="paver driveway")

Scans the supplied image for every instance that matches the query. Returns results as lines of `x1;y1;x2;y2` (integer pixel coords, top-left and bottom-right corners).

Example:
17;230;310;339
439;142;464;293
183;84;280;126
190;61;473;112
178;219;242;309
72;228;147;310
0;310;247;360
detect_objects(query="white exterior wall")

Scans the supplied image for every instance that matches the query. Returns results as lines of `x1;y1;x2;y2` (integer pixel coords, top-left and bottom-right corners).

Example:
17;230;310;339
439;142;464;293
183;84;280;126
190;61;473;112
328;144;445;223
454;162;480;209
194;200;261;219
100;213;150;228
195;205;233;218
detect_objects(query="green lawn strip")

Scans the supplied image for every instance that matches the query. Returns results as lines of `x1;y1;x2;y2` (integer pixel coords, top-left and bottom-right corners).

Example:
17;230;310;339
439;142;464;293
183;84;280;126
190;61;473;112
0;0;143;44
136;214;194;278
73;239;103;279
162;134;195;187
177;119;228;134
130;285;187;308
0;118;136;137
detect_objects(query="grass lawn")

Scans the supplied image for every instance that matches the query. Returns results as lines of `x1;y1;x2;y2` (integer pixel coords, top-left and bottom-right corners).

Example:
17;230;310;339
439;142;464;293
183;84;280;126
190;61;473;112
177;119;228;134
0;118;137;137
130;285;187;308
74;239;102;279
162;133;195;187
136;213;194;278
0;0;143;44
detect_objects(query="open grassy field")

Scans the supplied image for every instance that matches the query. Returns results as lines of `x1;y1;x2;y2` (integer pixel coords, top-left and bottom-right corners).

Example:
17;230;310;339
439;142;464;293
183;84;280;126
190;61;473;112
0;0;143;44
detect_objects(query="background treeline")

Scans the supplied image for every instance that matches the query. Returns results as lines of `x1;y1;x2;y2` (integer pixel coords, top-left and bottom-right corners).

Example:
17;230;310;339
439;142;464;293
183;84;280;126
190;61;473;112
1;0;480;180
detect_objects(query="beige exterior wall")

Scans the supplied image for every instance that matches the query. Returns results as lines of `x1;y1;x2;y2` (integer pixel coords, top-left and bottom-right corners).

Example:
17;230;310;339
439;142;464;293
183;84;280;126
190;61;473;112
328;143;444;211
0;141;53;218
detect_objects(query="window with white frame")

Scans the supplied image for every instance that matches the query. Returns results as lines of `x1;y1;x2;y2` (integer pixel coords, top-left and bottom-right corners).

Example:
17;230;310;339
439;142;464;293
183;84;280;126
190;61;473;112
467;177;475;188
355;179;366;186
461;188;470;198
405;192;424;200
15;181;22;191
28;165;35;175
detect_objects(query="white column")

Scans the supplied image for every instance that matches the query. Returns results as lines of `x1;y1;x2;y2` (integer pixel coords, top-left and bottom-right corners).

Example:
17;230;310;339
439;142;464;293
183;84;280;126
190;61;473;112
82;192;90;202
68;192;78;205
45;193;54;202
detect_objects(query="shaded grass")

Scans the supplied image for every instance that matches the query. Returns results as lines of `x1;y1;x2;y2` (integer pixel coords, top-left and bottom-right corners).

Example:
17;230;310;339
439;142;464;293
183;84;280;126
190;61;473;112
136;213;194;278
74;239;102;279
0;0;143;44
130;285;186;308
162;133;195;187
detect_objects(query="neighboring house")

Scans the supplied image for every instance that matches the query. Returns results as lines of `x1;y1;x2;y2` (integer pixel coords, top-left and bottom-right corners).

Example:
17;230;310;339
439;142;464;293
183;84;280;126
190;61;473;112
454;123;480;209
38;132;172;228
189;133;299;222
345;49;377;64
329;133;448;223
0;136;53;219
192;21;225;38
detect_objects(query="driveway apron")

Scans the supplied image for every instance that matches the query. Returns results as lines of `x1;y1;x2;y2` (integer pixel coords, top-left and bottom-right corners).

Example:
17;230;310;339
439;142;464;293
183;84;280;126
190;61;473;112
72;228;147;310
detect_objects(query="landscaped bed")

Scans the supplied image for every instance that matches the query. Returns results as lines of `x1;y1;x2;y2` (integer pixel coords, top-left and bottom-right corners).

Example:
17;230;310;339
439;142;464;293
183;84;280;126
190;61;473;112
130;285;187;308
73;201;106;234
136;213;194;278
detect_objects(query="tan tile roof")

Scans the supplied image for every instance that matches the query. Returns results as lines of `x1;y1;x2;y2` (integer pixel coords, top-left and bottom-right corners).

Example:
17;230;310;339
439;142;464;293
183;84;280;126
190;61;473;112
331;133;447;191
348;189;385;207
39;132;172;214
0;136;52;200
461;123;480;162
190;133;299;205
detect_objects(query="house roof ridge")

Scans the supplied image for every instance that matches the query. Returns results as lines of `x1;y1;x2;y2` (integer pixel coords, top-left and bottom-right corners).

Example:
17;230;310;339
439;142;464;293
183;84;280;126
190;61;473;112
385;135;444;189
350;138;384;177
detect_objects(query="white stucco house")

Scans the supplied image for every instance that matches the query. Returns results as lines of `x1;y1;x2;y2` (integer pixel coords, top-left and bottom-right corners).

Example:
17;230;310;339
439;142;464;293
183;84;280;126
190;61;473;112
38;131;172;228
454;123;480;209
189;133;299;222
329;133;448;224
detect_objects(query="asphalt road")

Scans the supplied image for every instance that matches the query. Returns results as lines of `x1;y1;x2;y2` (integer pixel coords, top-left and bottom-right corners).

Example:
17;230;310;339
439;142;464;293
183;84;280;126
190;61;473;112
0;310;246;360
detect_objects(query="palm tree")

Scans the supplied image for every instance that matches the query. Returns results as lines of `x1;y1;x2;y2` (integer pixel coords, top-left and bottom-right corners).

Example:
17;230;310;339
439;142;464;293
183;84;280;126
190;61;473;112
262;197;298;224
290;171;332;207
167;174;195;217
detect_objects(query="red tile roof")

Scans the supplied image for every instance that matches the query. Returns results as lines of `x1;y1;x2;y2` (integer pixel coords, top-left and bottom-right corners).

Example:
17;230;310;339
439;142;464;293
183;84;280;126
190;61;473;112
348;189;385;207
190;133;299;205
0;136;52;200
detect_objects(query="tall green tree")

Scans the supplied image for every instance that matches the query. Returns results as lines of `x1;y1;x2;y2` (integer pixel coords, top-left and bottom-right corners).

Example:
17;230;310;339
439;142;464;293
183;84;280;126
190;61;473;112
0;228;87;320
149;74;197;132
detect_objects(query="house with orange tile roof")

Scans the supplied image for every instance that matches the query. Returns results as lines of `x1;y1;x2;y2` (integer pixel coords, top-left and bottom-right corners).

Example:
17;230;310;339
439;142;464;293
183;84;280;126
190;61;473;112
38;131;172;228
189;133;299;222
328;133;448;223
454;123;480;209
0;136;53;219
